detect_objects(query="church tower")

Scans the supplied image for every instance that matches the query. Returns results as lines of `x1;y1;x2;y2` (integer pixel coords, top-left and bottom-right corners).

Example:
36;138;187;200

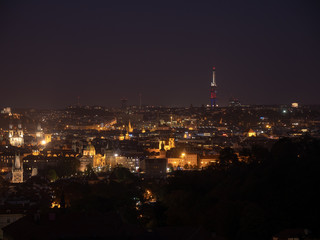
128;120;133;133
17;123;23;138
169;138;175;149
36;123;43;139
159;142;166;158
8;123;13;138
12;153;23;183
8;123;24;147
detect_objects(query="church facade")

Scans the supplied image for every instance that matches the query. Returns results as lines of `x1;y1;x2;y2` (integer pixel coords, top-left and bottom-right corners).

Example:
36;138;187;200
8;124;24;147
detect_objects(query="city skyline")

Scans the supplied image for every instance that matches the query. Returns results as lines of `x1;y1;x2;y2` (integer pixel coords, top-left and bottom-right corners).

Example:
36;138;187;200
0;2;319;238
1;0;319;108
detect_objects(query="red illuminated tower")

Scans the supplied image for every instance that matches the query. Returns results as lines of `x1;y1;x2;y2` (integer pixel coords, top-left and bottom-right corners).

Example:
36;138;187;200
210;66;217;108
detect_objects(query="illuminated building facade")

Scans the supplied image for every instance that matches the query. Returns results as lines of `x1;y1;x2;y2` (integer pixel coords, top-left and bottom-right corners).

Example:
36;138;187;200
83;143;96;156
167;153;198;168
8;124;24;147
93;154;106;168
12;153;23;183
111;155;139;172
79;143;107;170
35;123;44;139
23;150;80;174
247;129;257;137
1;107;11;115
159;138;175;151
34;123;52;145
0;153;15;173
80;143;96;171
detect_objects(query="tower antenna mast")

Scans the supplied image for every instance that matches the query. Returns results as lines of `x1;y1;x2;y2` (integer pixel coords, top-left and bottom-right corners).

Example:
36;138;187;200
210;66;217;108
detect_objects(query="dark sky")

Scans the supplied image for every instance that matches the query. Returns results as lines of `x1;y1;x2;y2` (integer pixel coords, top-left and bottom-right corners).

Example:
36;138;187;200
0;0;319;108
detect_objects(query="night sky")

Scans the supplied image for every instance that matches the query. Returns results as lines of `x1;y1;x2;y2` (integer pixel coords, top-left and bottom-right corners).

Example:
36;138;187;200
0;0;319;108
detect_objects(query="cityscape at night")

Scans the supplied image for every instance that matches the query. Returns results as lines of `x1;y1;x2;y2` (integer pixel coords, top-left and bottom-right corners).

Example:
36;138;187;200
1;1;320;240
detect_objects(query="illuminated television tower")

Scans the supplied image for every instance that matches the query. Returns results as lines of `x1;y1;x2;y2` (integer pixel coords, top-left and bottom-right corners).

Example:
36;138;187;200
210;66;217;108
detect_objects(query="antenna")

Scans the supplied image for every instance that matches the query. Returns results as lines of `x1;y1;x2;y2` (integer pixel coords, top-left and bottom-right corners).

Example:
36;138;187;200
210;67;217;108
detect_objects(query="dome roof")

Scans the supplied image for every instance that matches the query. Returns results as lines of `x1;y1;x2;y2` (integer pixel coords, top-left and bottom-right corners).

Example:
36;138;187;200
85;143;95;151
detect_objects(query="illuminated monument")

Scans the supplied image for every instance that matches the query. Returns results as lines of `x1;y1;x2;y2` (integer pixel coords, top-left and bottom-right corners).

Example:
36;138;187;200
210;66;217;108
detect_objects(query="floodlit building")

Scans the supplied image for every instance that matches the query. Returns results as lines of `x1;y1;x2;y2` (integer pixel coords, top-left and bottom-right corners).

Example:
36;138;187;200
12;153;23;183
167;153;198;168
83;142;96;156
8;124;24;147
159;138;175;151
1;107;11;115
247;129;257;137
